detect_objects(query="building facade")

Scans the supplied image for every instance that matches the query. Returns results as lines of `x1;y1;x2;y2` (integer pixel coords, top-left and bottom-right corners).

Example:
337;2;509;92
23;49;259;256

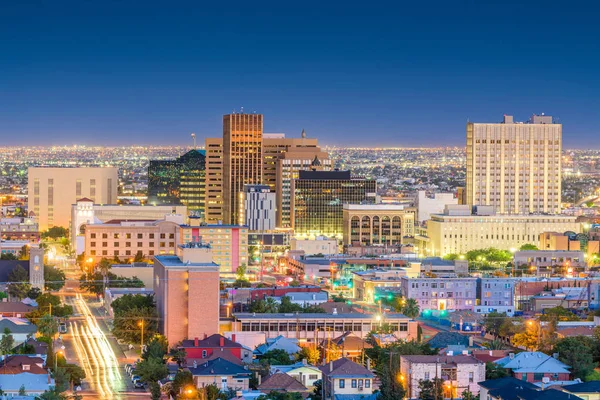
415;191;458;223
401;277;478;312
342;204;416;246
179;218;248;273
241;185;275;230
223;113;263;225
466;114;562;214
28;167;118;231
84;216;182;262
204;138;224;224
475;278;515;316
422;209;580;257
292;170;377;240
154;242;221;345
0;218;39;242
147;149;206;213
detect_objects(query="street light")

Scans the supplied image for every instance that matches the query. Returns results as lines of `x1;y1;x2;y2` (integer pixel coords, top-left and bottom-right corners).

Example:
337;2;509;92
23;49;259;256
138;320;145;350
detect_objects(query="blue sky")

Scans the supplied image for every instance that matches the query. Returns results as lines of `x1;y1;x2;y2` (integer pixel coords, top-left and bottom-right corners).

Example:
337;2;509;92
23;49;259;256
1;1;599;147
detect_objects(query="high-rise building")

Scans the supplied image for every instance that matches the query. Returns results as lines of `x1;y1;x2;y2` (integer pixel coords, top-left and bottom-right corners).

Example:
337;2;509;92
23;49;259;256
466;114;562;214
147;149;206;214
292;170;377;240
223;113;263;225
28;167;118;231
240;185;275;230
204;138;224;224
154;241;220;345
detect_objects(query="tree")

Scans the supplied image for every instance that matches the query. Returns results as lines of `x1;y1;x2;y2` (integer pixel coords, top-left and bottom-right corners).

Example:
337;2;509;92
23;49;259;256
41;226;68;240
19;245;30;260
112;305;157;344
142;335;168;361
0;253;18;260
258;393;303;400
279;296;303;313
482;312;508;338
310;380;322;400
26;286;42;300
485;362;509;380
44;265;66;291
418;378;444;400
461;388;479;400
249;298;279;313
170;370;194;398
554;336;597;379
259;349;293;365
236;264;247;280
0;328;15;373
482;339;506;350
297;346;320;365
19;385;26;395
27;293;74;321
134;251;145;263
37;314;59;338
7;264;31;299
170;346;187;368
111;293;155;313
519;243;539;251
539;306;580;322
401;298;420;318
136;356;168;383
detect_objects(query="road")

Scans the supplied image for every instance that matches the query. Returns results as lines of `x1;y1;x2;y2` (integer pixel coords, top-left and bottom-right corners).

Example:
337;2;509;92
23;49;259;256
58;265;149;399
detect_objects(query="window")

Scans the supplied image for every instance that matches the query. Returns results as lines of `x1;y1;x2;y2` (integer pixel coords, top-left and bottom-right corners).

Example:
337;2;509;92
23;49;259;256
102;250;107;256
424;372;430;380
521;373;527;381
91;242;96;247
149;234;155;239
114;233;119;239
126;242;131;247
160;242;166;247
169;233;175;239
365;379;370;388
202;350;207;357
138;242;143;247
469;372;474;383
91;233;96;239
138;233;143;239
102;233;108;239
160;233;166;239
358;379;363;388
114;242;119;247
351;379;357;388
102;242;107;247
339;379;345;389
534;373;544;381
309;374;318;380
126;233;131;239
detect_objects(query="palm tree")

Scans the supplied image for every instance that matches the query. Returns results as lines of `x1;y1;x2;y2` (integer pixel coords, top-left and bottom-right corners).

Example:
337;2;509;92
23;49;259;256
401;298;420;318
482;339;507;350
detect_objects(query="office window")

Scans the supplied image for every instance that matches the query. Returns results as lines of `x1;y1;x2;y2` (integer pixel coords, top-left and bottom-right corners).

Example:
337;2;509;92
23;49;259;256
114;242;119;247
114;233;119;239
160;233;166;239
91;233;96;239
149;234;155;239
102;233;108;239
138;233;143;239
90;242;96;247
137;242;143;247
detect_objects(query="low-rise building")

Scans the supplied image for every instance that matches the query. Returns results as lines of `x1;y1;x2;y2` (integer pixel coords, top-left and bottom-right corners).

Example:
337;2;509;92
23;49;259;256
494;352;571;383
561;381;600;400
0;301;37;318
0;355;54;396
319;358;376;400
352;269;406;302
290;237;338;256
268;291;328;306
342;203;416;246
188;357;251;391
401;277;478;313
180;334;253;365
257;373;309;394
399;355;485;399
255;336;301;357
269;361;322;389
514;250;586;273
0;217;39;242
0;318;37;345
475;278;515;316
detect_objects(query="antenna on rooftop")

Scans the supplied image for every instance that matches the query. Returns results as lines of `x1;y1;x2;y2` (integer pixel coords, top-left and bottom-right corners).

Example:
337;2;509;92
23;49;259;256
191;133;196;149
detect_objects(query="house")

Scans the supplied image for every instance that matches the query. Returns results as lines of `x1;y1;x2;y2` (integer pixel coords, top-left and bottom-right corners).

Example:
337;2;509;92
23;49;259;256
180;334;252;364
426;331;471;349
257;373;308;394
323;332;372;362
0;301;37;318
494;352;571;383
561;381;600;400
188;357;251;391
0;318;37;345
270;361;322;388
479;377;583;400
13;338;49;356
0;355;54;396
318;358;376;400
255;335;301;357
399;355;485;399
471;349;511;364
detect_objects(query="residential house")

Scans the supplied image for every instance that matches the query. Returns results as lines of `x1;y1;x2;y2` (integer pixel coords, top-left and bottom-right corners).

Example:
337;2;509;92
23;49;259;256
0;301;37;318
270;361;322;388
257;373;308;394
494;352;571;383
268;291;328;306
180;334;253;365
562;381;600;400
0;355;54;396
255;335;301;357
478;377;581;400
399;355;485;399
471;350;511;364
324;332;372;363
426;331;471;349
13;338;49;356
0;318;37;345
319;358;376;400
188;357;251;391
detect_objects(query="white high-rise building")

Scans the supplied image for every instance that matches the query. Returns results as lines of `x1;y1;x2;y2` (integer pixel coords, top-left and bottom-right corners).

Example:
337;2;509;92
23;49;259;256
466;114;562;214
241;185;275;231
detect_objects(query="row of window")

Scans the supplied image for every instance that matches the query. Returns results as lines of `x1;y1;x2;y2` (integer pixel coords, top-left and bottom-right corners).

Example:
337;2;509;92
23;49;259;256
339;379;370;389
90;233;175;239
239;321;409;332
90;241;175;248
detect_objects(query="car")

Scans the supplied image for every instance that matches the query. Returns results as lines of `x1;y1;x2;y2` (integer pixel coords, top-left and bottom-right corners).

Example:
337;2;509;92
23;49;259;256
131;375;141;383
133;380;145;389
124;364;132;374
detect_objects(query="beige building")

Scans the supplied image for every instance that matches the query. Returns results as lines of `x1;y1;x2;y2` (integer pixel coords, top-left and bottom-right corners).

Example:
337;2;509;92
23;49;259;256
466;114;562;214
342;204;415;246
179;217;248;274
28;167;118;231
223;113;263;225
290;237;338;255
205;137;224;224
84;216;182;262
421;207;580;257
154;242;220;345
71;198;187;254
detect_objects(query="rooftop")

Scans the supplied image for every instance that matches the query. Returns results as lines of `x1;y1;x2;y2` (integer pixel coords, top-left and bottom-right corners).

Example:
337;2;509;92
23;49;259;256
154;255;219;269
319;358;374;378
495;352;570;373
401;355;482;365
233;312;409;320
258;373;308;392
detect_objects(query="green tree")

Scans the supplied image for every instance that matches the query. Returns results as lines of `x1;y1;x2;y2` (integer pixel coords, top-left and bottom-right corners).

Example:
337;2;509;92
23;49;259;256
142;335;169;361
41;226;68;240
98;258;112;276
112;306;157;344
111;293;155;313
279;296;303;313
26;287;42;300
0;328;15;372
461;388;479;400
258;393;303;400
310;379;322;400
554;336;597;379
418;378;444;400
539;306;580;322
482;312;508;338
442;253;459;261
170;370;194;398
134;251;145;263
27;293;74;321
137;357;168;400
401;298;420;318
482;339;506;350
259;349;293;365
169;345;187;368
519;243;539;251
0;253;18;260
485;362;509;380
44;265;67;291
37;314;59;338
297;346;320;365
7;264;31;299
249;298;279;313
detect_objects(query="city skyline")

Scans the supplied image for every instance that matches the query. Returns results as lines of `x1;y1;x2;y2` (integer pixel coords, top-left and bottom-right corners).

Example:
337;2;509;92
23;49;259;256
2;2;600;148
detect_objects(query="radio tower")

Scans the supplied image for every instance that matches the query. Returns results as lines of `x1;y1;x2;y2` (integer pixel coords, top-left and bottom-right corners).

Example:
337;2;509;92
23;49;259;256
191;133;196;149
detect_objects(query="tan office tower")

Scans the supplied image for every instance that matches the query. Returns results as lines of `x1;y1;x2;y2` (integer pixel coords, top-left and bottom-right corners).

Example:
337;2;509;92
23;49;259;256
28;167;118;231
205;137;224;224
466;114;561;214
223;113;263;225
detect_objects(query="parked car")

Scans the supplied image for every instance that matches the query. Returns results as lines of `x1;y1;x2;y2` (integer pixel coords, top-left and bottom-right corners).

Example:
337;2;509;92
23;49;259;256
125;364;132;374
133;380;145;389
131;375;141;383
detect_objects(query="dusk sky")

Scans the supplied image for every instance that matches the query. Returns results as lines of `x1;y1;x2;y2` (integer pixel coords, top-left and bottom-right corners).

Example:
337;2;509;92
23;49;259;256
1;1;599;147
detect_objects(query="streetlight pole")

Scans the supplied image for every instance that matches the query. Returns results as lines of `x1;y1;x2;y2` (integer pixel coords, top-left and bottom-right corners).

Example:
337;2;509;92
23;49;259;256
138;320;144;351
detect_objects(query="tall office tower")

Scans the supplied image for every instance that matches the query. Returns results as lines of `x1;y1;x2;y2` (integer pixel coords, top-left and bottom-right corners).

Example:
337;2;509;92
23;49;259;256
147;149;206;213
205;138;224;224
240;185;276;230
28;167;118;231
292;170;377;240
154;241;220;345
223;113;263;225
466;114;562;214
277;151;331;228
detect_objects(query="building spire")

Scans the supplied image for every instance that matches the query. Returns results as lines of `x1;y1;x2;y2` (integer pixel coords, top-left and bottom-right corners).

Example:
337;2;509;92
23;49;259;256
301;128;306;139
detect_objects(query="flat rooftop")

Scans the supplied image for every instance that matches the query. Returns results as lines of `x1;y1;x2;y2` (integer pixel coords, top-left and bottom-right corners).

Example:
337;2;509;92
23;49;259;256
154;255;219;269
234;312;410;320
